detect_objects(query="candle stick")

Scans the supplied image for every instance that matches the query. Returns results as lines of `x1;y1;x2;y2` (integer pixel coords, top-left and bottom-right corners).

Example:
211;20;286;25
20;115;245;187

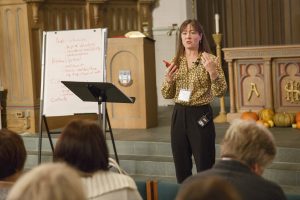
213;32;227;123
215;13;220;34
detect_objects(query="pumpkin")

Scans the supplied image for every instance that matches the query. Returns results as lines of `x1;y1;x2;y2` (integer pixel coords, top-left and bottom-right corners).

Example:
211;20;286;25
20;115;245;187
258;109;274;121
297;121;300;129
273;112;295;127
296;112;300;122
292;121;300;129
241;111;259;121
267;120;274;128
256;120;270;128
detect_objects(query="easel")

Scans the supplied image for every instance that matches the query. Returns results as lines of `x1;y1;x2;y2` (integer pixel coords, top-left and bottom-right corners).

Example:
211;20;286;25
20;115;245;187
37;82;135;164
38;28;122;164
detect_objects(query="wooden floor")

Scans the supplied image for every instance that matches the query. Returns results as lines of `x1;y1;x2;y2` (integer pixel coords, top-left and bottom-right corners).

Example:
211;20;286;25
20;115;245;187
110;106;300;148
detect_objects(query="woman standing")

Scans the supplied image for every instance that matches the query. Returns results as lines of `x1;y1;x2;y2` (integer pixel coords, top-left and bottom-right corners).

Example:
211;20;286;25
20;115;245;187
161;19;227;183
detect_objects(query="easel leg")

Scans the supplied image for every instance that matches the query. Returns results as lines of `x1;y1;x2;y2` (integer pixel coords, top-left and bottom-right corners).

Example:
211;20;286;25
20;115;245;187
105;109;119;164
43;115;54;152
38;118;43;164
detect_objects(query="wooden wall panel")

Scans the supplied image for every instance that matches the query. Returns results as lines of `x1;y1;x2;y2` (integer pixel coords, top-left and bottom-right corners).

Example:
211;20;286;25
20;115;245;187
0;3;38;132
197;0;299;48
43;5;86;31
288;0;300;44
101;3;138;37
2;5;32;104
31;28;43;103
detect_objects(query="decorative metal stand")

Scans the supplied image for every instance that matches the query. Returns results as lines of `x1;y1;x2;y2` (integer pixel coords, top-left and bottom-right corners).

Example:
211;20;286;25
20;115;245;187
212;33;227;123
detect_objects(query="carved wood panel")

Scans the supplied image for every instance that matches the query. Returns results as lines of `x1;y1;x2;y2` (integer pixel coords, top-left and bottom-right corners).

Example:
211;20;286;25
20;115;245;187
235;61;266;111
223;45;300;121
101;5;138;37
43;5;86;31
273;58;300;112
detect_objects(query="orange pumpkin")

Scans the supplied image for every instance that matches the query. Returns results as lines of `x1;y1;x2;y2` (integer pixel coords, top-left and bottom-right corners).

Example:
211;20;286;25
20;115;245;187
296;112;300;122
241;111;259;121
297;121;300;129
292;121;300;129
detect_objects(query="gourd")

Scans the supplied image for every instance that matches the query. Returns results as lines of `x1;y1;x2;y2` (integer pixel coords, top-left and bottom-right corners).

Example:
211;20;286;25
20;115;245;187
273;112;295;127
296;112;300;123
292;112;300;129
258;109;274;121
256;120;270;128
241;111;258;121
292;121;300;129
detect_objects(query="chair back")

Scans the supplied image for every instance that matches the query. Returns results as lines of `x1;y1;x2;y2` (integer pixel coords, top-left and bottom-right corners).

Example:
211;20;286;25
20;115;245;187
286;193;300;200
152;180;180;200
135;180;152;200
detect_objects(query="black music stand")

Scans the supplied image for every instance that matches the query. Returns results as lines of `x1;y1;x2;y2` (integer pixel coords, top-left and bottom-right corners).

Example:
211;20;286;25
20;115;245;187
61;81;135;163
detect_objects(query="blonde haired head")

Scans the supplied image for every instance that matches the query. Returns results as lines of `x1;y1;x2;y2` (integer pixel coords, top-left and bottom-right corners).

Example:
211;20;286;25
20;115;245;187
7;162;86;200
221;119;276;168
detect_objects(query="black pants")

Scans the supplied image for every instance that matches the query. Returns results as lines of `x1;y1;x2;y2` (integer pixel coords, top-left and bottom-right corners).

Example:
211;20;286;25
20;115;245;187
171;103;216;183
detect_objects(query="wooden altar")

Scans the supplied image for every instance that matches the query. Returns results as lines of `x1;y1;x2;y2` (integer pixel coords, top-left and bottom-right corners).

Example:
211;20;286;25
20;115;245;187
223;45;300;121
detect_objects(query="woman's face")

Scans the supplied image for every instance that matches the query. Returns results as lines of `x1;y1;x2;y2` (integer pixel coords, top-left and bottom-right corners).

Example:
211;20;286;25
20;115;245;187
181;24;202;51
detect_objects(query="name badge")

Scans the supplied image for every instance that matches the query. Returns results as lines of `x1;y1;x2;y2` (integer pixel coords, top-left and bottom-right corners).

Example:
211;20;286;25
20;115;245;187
178;89;191;102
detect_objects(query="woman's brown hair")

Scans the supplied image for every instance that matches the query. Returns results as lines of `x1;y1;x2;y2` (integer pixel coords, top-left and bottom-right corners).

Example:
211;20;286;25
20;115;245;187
173;19;211;66
53;119;109;173
0;129;26;179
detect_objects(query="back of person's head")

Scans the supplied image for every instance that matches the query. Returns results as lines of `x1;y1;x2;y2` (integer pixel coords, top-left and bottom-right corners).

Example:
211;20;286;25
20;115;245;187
221;119;276;168
6;162;86;200
0;129;26;180
53;119;109;173
176;176;241;200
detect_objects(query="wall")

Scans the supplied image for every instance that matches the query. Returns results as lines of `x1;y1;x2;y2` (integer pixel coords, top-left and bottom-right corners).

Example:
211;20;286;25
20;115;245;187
0;0;157;133
153;0;188;28
152;0;193;106
197;0;300;48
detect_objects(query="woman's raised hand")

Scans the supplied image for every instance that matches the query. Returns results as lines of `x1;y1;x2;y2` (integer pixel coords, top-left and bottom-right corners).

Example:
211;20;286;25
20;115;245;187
165;62;178;83
201;52;218;80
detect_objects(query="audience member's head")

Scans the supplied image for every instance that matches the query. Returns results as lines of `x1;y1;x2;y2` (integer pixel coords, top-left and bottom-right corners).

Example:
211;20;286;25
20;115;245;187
176;176;241;200
221;119;276;175
0;129;26;181
53;119;109;173
6;163;86;200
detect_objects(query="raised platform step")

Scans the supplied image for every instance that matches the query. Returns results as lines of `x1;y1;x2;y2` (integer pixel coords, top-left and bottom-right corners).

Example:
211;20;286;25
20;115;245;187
22;136;300;194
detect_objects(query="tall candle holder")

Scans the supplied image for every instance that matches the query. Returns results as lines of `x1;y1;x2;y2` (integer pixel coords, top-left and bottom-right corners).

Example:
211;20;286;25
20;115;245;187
213;33;227;123
0;86;3;129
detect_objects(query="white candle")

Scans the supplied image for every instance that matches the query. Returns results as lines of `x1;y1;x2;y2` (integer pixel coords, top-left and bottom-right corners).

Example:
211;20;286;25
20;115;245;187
215;13;220;34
